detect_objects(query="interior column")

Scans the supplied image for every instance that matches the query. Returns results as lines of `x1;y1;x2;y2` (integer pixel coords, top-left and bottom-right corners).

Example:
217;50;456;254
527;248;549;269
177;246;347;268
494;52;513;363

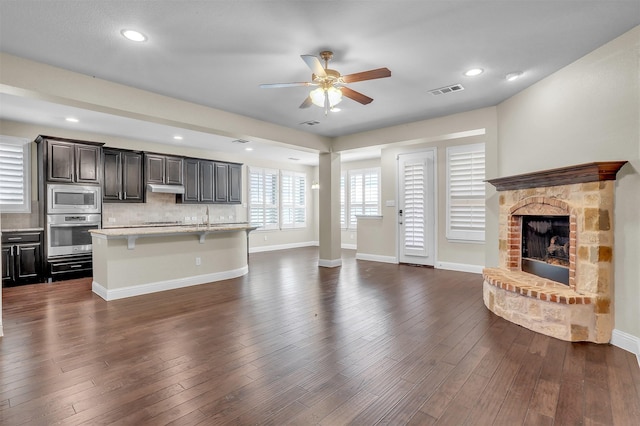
318;152;341;267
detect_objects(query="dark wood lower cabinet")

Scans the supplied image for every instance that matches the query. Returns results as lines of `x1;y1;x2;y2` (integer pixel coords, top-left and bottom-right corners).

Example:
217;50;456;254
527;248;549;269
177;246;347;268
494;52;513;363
2;231;44;286
48;254;93;281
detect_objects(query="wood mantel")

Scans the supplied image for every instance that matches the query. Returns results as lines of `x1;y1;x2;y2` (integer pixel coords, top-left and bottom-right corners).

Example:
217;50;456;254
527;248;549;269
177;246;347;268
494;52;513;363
487;161;627;191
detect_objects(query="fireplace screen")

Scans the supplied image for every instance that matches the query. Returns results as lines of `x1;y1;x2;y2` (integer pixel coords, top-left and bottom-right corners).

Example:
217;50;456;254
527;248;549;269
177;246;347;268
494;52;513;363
521;215;570;285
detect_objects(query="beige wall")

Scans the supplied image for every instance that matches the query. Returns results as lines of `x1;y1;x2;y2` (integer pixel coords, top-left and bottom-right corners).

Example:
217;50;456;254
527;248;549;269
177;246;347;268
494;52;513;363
336;107;498;269
496;27;640;338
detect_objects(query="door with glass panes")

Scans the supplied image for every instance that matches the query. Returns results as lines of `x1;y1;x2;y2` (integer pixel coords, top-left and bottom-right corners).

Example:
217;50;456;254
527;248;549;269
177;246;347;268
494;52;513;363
397;150;435;265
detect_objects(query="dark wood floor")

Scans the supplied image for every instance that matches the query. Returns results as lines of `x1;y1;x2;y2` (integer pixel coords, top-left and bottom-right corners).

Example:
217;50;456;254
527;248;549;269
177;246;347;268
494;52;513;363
1;248;639;425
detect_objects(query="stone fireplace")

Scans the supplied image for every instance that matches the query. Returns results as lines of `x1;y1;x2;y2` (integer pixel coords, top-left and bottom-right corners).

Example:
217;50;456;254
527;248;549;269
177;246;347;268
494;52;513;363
483;162;626;343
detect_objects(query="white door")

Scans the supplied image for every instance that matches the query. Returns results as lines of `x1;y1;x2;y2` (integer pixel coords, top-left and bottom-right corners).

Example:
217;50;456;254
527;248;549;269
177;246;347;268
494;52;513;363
398;150;435;265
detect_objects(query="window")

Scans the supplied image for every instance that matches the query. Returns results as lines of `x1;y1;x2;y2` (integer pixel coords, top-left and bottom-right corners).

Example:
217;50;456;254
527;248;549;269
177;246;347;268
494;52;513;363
446;143;485;242
341;167;381;229
0;136;31;213
281;170;306;229
249;167;279;230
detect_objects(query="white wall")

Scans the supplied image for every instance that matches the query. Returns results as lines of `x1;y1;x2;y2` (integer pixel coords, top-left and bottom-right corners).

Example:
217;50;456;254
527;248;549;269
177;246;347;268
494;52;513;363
496;27;640;339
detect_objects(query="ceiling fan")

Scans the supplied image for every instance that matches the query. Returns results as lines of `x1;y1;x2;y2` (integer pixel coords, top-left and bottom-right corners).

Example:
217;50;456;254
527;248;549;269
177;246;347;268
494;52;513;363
259;50;391;114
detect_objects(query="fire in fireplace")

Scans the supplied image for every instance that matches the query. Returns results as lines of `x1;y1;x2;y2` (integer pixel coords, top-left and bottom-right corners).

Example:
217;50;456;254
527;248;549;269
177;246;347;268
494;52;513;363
521;215;570;285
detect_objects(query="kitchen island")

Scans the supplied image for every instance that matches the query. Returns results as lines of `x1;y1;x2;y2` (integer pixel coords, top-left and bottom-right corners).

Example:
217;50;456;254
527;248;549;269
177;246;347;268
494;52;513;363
90;223;256;300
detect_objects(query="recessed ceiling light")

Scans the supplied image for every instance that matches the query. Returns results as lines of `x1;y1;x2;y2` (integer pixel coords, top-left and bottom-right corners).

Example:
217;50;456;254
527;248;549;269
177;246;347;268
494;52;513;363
173;135;183;140
464;68;484;77
121;29;147;42
65;117;79;123
506;71;523;82
245;147;253;151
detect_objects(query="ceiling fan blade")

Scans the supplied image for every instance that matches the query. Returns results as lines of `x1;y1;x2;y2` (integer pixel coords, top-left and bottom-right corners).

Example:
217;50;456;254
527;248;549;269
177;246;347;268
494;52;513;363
299;96;313;109
301;54;326;78
259;82;313;88
341;87;374;105
341;67;391;83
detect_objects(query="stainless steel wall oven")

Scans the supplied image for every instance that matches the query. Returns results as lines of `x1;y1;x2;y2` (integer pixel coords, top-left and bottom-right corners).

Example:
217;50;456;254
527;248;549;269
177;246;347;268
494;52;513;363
46;214;101;257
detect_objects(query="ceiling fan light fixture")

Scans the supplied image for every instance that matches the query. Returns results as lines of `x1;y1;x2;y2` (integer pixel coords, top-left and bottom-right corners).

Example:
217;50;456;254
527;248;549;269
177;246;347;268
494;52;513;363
310;86;343;108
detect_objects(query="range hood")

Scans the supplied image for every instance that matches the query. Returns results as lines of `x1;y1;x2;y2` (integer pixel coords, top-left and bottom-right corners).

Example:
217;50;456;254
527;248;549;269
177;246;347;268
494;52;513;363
146;184;185;194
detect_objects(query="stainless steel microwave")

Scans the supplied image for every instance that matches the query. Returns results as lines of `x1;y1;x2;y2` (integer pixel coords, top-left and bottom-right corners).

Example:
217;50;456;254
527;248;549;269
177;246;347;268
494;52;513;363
47;184;101;214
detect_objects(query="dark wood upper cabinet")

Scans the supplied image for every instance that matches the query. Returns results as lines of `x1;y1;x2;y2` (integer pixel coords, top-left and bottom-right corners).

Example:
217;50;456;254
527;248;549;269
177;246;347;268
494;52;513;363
38;136;103;184
75;144;101;183
179;158;215;204
145;153;183;185
179;159;242;204
214;162;229;203
103;148;143;202
228;163;242;203
200;161;215;203
166;156;183;185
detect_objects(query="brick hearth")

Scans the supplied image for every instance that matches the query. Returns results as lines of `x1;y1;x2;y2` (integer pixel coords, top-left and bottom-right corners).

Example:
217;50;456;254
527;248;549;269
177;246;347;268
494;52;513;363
484;162;626;343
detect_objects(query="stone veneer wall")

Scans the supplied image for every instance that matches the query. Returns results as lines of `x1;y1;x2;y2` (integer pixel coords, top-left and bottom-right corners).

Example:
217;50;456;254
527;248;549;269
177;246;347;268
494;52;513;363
483;180;616;343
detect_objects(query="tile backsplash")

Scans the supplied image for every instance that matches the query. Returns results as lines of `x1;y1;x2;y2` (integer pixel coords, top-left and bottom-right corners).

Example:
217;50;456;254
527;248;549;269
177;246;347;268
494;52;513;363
101;192;246;228
1;201;42;229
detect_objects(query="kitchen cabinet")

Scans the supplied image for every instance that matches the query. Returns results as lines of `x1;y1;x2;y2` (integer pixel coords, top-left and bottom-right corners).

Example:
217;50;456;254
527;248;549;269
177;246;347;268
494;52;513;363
214;162;229;203
103;148;144;202
179;158;215;203
228;163;242;203
37;136;103;184
215;162;242;204
145;153;183;185
2;231;44;286
48;254;93;282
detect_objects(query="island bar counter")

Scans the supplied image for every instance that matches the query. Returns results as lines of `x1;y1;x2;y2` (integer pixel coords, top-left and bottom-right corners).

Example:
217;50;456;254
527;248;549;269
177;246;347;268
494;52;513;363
90;224;256;301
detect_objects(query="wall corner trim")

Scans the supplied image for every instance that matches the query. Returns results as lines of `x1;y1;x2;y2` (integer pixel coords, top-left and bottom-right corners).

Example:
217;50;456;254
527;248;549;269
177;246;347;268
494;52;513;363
611;329;640;367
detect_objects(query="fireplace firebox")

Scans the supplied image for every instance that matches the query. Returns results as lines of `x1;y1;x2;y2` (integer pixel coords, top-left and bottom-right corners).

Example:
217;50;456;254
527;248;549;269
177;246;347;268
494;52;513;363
521;215;570;285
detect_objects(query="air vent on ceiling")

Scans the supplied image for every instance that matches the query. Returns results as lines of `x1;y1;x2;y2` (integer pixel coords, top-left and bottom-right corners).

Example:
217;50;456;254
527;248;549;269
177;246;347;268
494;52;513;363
428;83;465;96
288;157;300;161
300;120;320;126
231;139;250;144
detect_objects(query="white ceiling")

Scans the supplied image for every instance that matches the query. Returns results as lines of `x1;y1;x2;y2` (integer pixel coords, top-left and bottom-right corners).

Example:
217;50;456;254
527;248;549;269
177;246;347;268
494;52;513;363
0;1;638;165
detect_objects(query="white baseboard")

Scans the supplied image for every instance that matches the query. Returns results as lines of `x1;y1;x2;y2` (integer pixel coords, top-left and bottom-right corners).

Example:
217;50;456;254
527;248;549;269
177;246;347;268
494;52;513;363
92;265;248;301
249;240;318;253
355;253;398;264
318;258;342;268
341;243;357;250
435;261;484;274
611;329;640;366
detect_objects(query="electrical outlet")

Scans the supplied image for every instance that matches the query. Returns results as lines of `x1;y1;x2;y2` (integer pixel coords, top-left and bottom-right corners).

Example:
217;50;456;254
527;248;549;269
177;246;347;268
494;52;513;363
195;257;201;266
191;216;197;222
184;216;191;223
264;235;268;241
108;217;116;223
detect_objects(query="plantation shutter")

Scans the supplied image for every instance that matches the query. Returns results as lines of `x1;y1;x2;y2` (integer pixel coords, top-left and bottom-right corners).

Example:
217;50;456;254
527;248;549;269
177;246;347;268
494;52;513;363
281;170;306;229
0;136;30;213
446;143;485;241
249;167;278;230
402;159;426;255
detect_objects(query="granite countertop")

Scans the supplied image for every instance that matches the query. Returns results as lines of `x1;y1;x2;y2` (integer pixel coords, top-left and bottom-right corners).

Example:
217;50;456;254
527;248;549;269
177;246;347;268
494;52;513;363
91;223;255;237
1;227;45;232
